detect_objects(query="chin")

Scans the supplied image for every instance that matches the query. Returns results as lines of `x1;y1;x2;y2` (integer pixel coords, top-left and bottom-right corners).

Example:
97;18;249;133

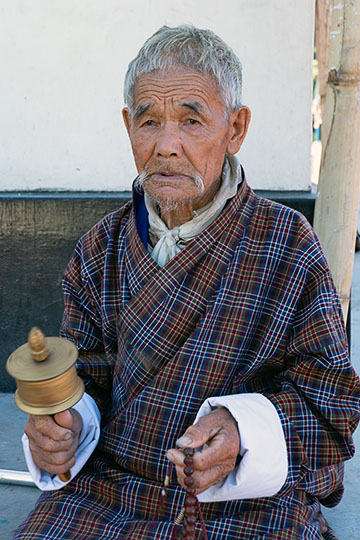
144;184;201;206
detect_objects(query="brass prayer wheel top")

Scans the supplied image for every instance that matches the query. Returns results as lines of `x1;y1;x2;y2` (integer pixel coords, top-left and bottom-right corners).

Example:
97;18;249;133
28;327;49;362
7;328;78;381
6;327;84;415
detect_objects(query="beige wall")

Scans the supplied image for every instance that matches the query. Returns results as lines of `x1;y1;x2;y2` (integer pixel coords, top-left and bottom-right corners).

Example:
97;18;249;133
0;0;315;191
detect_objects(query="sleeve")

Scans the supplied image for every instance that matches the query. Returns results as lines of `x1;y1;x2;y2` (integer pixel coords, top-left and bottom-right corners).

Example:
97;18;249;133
195;393;288;502
59;231;117;415
250;239;360;507
23;218;121;489
196;238;359;505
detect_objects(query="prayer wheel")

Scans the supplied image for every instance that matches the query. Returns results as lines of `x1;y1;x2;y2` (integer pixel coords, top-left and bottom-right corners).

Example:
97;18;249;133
6;327;84;482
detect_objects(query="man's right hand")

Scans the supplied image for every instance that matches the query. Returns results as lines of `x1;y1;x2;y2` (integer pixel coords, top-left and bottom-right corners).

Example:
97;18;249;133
24;409;82;476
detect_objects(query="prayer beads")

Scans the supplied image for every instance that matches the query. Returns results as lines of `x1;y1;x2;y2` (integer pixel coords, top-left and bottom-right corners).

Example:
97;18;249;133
162;447;208;540
180;448;196;539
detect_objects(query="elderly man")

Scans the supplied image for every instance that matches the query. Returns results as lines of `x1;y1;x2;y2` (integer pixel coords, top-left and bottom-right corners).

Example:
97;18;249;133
15;25;360;540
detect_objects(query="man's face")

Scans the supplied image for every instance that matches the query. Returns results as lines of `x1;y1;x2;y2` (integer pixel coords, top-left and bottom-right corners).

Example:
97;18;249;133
123;67;250;209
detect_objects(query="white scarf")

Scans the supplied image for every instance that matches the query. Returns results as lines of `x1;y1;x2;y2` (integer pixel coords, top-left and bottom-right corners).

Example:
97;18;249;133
145;155;242;267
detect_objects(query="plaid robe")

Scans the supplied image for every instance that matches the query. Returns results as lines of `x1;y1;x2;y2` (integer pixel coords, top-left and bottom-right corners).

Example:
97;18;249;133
15;179;360;539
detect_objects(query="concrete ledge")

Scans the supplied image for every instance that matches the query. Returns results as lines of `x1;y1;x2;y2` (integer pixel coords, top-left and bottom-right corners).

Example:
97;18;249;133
0;191;132;200
0;193;129;391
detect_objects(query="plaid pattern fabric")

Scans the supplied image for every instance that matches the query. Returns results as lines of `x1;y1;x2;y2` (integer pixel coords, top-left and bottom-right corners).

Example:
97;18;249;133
15;179;360;539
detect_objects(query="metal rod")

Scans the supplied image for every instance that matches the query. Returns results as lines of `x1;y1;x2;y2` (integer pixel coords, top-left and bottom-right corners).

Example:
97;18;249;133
0;468;36;487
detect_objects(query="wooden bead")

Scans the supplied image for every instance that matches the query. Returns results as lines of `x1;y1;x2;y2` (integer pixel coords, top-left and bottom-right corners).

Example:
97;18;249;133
184;476;195;487
178;447;201;539
184;505;195;515
185;496;196;506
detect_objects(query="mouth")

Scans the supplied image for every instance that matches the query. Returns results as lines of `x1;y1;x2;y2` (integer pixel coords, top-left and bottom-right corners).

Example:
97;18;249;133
148;172;191;182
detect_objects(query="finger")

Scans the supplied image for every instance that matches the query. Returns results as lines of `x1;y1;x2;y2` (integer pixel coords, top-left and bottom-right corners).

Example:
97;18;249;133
28;431;79;467
168;410;239;469
176;407;238;450
173;442;238;490
29;443;76;467
25;415;72;443
176;419;221;450
191;432;239;472
167;435;237;473
27;427;78;454
174;459;236;494
29;446;77;475
166;447;188;466
166;422;220;463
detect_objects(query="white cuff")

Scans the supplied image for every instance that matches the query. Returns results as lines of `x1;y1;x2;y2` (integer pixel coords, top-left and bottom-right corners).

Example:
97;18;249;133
22;393;101;491
196;393;288;502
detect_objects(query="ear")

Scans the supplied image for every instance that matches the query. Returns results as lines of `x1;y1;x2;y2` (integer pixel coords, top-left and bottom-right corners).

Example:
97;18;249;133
122;107;132;137
226;106;251;155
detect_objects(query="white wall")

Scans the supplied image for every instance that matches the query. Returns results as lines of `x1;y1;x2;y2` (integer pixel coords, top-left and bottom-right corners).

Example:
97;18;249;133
0;1;314;192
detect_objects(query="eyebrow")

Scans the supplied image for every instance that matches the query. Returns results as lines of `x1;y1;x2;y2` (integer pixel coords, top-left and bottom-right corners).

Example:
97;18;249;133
180;102;205;115
134;104;152;119
133;101;205;119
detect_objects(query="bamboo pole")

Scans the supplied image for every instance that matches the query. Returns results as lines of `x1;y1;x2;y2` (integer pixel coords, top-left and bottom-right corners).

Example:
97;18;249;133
313;0;360;322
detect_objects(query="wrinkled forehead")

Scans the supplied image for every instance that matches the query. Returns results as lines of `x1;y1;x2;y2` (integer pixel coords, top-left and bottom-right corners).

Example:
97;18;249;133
132;67;226;112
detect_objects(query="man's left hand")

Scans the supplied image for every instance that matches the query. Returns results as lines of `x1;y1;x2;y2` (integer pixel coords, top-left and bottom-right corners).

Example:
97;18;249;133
166;407;240;495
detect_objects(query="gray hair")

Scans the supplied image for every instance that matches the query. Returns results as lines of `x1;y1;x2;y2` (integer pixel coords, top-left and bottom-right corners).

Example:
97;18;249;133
123;25;243;112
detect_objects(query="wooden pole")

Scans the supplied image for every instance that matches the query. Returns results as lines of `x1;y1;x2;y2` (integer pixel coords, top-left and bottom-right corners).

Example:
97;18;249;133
318;0;344;147
315;0;331;121
313;0;360;322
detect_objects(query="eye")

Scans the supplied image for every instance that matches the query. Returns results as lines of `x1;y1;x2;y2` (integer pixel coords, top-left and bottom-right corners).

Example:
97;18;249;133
186;118;198;125
143;119;154;126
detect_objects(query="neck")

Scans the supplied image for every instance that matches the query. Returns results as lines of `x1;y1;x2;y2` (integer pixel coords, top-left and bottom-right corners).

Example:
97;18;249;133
160;202;194;228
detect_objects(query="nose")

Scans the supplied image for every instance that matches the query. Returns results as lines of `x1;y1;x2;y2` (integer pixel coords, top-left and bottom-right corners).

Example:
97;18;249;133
155;122;183;158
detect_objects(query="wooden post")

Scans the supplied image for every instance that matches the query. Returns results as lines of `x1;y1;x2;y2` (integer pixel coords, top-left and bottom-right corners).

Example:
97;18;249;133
315;0;331;121
313;0;360;322
317;0;344;147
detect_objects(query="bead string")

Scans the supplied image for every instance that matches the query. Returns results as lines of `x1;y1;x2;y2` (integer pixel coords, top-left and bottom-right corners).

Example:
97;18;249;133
160;447;208;540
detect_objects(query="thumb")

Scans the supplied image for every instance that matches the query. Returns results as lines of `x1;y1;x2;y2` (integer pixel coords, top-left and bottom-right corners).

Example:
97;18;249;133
53;409;75;431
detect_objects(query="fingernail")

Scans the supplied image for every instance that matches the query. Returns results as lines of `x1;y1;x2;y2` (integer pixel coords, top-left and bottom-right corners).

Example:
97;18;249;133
176;435;192;447
64;432;72;441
